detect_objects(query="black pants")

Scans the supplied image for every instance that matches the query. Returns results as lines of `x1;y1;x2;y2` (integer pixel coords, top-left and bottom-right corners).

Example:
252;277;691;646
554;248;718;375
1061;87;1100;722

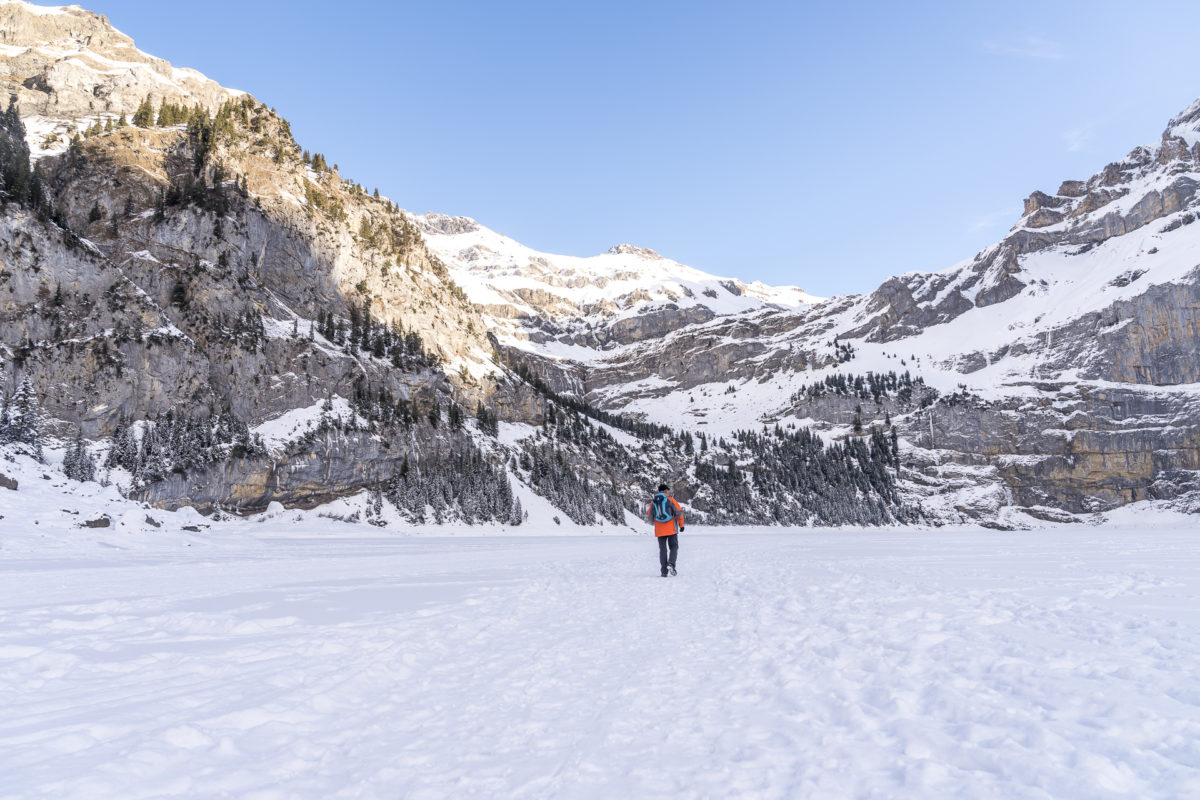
658;534;678;573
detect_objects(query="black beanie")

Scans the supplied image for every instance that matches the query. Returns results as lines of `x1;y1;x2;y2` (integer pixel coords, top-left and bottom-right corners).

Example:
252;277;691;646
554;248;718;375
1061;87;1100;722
657;483;669;492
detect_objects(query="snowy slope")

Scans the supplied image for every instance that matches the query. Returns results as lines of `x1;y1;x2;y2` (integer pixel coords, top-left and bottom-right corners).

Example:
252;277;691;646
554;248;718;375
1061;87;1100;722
416;212;821;357
6;388;1200;797
3;512;1200;798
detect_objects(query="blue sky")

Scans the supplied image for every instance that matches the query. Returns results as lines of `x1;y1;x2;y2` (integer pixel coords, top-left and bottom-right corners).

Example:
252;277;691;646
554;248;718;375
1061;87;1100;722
87;0;1200;296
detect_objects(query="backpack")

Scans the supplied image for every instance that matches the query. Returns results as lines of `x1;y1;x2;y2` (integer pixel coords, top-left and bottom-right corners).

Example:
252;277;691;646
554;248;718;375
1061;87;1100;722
651;492;678;524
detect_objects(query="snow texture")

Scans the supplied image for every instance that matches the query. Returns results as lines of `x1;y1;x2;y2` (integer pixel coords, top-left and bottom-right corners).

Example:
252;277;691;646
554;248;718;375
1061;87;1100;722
251;396;359;456
620;188;1200;437
414;212;822;364
3;480;1199;799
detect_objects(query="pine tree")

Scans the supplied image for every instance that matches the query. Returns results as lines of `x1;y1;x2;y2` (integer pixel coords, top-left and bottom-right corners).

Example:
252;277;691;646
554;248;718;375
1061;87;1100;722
64;434;96;483
475;403;499;437
62;434;77;477
0;97;34;207
156;102;173;126
132;97;155;128
5;377;43;459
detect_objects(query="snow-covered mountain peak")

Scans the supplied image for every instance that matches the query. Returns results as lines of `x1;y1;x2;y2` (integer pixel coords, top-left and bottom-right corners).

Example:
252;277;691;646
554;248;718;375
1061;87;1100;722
414;212;821;354
1166;95;1200;146
417;212;482;236
1001;97;1200;237
606;243;663;260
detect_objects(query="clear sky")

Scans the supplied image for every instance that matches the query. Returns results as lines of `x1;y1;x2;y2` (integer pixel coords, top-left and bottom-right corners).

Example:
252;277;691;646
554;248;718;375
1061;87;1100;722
82;0;1200;296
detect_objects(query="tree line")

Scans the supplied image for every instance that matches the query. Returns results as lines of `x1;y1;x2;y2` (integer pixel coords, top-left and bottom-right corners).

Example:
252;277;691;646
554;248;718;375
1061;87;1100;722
0;98;66;230
385;446;523;525
105;411;266;488
793;370;932;406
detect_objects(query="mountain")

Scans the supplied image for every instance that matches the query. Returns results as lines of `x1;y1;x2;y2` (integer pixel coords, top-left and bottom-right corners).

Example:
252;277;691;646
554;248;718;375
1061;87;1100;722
0;0;908;529
0;0;237;146
502;96;1200;520
417;212;818;352
0;0;1197;528
0;1;503;508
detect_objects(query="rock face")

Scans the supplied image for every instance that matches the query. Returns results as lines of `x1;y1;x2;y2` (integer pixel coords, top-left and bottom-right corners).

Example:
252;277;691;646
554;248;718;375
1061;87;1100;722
912;386;1200;513
133;429;416;514
0;2;236;119
0;5;509;514
607;244;663;259
2;121;484;434
0;204;201;434
1054;273;1200;385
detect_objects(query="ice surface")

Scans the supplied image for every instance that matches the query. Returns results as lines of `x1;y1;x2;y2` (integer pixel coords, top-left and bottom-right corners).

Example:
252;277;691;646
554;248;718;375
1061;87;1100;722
2;514;1198;798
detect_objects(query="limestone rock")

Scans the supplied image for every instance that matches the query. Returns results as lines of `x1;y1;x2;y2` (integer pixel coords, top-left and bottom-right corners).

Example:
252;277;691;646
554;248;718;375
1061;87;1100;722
1025;207;1064;228
1057;180;1087;198
607;244;662;259
0;2;237;119
1023;190;1067;215
418;213;481;236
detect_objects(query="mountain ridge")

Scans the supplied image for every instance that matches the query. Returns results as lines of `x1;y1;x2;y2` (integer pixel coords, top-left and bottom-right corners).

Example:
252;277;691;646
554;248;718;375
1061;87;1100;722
1;0;1198;527
415;210;820;358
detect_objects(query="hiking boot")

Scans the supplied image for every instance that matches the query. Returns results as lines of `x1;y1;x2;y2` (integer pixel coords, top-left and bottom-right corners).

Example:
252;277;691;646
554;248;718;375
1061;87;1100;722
668;565;677;576
660;570;669;577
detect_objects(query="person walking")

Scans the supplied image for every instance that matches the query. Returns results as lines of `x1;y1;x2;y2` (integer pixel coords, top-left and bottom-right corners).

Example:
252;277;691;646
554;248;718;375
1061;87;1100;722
646;483;684;577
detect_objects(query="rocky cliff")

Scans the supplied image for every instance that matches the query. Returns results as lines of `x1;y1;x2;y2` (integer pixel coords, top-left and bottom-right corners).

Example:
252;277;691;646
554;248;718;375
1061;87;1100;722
0;1;235;120
0;2;518;516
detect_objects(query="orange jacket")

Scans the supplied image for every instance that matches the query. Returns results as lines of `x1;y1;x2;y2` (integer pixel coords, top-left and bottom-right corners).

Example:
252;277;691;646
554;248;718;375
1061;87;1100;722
646;495;684;537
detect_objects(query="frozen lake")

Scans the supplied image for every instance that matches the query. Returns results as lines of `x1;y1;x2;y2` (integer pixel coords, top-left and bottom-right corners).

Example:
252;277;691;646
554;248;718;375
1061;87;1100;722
2;527;1199;799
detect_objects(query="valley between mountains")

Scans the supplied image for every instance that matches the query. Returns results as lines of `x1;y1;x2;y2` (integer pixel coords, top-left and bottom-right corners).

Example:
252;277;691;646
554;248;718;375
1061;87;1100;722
1;0;1199;529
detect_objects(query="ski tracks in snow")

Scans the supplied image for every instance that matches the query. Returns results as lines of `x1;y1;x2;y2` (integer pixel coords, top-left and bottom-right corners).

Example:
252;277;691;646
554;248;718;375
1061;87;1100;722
1;531;1200;798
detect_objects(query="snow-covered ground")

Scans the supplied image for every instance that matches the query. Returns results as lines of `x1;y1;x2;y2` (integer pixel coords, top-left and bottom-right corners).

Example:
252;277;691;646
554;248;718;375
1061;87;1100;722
3;518;1199;799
